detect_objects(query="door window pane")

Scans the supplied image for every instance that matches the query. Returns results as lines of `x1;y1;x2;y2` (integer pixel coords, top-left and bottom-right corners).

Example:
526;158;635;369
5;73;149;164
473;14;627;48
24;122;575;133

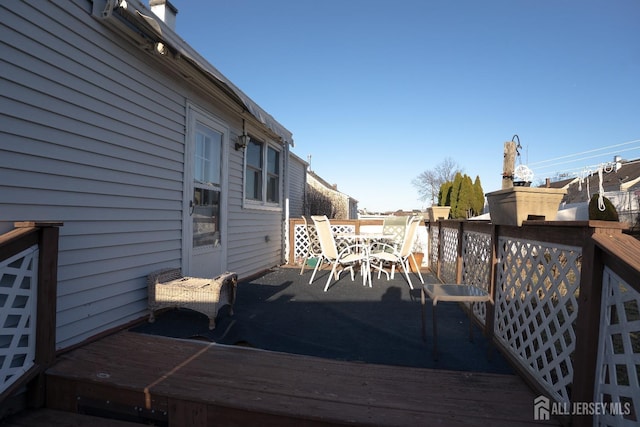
193;122;222;248
193;188;220;247
195;124;221;184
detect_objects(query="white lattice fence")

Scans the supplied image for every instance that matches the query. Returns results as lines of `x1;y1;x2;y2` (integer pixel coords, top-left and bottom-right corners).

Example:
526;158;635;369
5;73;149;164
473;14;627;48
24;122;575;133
440;227;459;283
0;246;38;396
430;226;439;268
594;267;640;426
294;223;313;263
331;224;357;253
494;237;581;404
461;230;492;325
293;223;355;263
293;223;305;262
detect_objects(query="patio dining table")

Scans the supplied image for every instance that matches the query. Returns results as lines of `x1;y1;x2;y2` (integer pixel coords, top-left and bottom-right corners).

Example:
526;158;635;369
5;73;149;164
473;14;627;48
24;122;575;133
335;232;393;287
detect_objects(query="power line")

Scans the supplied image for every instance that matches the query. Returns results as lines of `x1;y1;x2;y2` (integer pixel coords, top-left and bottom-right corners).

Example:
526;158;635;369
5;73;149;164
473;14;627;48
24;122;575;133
534;145;640;174
528;139;640;168
529;145;640;181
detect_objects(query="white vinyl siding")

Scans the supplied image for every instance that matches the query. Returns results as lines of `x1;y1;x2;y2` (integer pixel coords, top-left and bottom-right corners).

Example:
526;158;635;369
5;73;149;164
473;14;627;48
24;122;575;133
0;0;291;350
0;1;187;349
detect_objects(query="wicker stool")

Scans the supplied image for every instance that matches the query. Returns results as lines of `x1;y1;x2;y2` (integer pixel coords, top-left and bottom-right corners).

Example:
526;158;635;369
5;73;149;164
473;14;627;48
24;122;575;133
147;268;237;329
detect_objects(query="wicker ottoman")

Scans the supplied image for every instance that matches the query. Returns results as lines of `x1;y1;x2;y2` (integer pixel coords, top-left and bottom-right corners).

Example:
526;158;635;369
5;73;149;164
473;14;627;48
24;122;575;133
147;268;237;329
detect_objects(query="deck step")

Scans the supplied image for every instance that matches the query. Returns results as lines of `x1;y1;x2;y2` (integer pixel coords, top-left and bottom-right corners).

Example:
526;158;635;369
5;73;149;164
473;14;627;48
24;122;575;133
43;330;557;426
0;408;143;426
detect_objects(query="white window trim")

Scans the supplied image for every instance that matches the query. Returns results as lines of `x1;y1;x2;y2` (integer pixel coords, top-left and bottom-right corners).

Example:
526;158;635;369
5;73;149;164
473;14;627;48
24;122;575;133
243;137;283;212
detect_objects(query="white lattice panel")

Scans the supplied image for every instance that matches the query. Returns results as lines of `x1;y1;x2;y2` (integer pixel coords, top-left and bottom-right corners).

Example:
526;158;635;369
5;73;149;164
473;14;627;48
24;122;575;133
430;227;439;267
294;224;315;263
594;267;640;426
440;227;459;283
293;223;355;263
331;224;356;253
0;246;38;395
462;230;492;325
494;237;581;404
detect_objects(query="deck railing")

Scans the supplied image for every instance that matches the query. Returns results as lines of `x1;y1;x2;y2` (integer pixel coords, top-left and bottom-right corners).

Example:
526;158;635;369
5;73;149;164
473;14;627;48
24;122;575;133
429;219;639;427
0;222;61;409
289;217;639;425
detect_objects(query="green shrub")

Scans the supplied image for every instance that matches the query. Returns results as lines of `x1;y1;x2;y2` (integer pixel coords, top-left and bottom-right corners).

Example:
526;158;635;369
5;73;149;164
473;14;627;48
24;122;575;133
588;194;619;221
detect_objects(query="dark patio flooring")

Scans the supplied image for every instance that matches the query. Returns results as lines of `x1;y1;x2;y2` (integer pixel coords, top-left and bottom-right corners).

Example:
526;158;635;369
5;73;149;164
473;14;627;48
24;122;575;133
132;266;512;374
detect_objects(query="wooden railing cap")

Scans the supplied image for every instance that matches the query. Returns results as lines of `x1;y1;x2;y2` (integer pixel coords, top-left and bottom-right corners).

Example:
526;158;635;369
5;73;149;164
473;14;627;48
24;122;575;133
14;221;64;228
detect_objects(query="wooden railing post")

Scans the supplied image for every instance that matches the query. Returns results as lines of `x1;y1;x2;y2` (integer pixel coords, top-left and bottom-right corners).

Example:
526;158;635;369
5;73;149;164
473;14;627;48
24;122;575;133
35;225;60;364
288;218;298;265
570;235;605;426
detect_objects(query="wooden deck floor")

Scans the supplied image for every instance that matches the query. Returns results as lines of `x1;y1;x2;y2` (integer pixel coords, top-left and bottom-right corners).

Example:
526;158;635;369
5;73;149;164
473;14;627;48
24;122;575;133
43;330;558;426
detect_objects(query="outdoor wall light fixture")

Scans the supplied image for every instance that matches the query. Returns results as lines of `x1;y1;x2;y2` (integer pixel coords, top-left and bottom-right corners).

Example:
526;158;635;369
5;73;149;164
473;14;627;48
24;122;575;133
154;41;168;56
235;134;249;151
235;119;249;150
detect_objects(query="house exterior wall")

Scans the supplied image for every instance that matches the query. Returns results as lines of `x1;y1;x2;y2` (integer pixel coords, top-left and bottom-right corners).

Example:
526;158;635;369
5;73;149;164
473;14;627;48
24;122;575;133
287;154;308;219
597;189;640;226
0;0;289;350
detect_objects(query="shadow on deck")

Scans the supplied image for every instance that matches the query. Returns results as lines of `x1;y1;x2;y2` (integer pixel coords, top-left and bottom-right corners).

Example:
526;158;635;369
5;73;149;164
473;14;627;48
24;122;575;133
41;267;558;426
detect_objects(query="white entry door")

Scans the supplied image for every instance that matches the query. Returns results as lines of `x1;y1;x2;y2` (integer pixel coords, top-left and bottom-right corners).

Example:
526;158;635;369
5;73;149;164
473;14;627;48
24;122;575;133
183;106;228;277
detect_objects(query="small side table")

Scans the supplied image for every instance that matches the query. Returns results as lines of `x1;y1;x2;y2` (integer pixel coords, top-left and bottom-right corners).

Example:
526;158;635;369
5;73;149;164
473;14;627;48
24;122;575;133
421;283;491;360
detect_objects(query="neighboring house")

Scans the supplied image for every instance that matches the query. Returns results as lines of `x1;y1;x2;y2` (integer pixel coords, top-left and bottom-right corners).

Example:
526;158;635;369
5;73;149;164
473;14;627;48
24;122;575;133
283;152;308;264
306;170;358;219
542;176;580;192
287;152;308;219
0;0;295;350
553;157;640;225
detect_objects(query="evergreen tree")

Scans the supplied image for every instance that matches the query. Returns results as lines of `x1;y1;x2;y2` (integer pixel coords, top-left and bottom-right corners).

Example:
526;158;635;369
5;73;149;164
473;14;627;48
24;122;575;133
450;172;463;218
458;175;474;218
473;176;485;216
437;174;484;218
438;181;453;206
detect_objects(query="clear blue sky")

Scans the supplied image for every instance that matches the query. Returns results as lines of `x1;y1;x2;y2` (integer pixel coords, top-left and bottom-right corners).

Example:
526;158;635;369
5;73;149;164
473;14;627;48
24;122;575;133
166;0;639;212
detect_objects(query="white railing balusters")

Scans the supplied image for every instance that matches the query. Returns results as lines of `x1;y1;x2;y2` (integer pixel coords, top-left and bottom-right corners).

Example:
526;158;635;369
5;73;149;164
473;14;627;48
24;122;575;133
0;246;38;396
593;267;640;426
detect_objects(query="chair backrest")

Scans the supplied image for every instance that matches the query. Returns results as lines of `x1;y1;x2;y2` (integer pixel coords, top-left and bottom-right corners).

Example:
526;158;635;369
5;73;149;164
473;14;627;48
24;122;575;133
302;216;321;256
398;216;421;257
382;215;410;246
311;215;339;260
